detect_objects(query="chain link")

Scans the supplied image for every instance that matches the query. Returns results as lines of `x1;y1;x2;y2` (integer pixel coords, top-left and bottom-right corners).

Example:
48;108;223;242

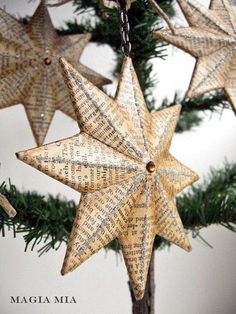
118;0;131;56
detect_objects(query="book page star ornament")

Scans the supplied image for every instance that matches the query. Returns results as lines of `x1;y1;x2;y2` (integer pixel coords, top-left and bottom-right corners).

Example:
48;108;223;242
0;1;111;146
16;57;199;300
152;0;236;113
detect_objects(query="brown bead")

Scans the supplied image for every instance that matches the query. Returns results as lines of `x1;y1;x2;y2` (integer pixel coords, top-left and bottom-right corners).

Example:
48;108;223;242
44;57;52;65
146;161;156;173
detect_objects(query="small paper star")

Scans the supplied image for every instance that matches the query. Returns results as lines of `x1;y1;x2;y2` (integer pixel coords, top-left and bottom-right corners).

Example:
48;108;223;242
153;0;236;113
0;1;111;145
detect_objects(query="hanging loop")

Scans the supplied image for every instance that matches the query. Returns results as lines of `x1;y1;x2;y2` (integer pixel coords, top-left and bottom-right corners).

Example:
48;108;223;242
118;0;131;56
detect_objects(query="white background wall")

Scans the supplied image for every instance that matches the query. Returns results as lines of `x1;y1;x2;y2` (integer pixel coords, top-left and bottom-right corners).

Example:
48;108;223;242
0;1;235;313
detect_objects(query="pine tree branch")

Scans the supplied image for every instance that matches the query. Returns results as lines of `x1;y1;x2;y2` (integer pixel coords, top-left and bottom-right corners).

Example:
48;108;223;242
158;91;231;133
57;0;231;132
0;163;235;254
22;1;231;132
58;0;175;104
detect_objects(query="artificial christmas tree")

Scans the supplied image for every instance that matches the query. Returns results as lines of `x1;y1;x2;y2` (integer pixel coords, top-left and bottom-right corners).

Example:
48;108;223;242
0;1;235;313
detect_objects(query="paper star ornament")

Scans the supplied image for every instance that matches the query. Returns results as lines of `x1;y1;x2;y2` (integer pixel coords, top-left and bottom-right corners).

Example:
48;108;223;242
153;0;236;113
17;56;199;300
0;1;111;146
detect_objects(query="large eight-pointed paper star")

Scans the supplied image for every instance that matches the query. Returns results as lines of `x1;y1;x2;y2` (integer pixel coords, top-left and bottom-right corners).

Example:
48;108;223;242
153;0;236;113
0;1;110;146
17;57;199;300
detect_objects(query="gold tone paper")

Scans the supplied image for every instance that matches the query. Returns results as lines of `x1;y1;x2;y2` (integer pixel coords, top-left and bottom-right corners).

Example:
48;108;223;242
0;193;16;217
153;0;236;113
17;57;199;300
0;1;111;146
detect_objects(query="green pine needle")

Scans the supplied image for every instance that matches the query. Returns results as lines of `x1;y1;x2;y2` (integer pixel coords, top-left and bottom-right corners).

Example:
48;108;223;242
0;162;235;254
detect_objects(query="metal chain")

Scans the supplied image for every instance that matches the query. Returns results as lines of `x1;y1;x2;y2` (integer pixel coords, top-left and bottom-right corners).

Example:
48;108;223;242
118;0;131;56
